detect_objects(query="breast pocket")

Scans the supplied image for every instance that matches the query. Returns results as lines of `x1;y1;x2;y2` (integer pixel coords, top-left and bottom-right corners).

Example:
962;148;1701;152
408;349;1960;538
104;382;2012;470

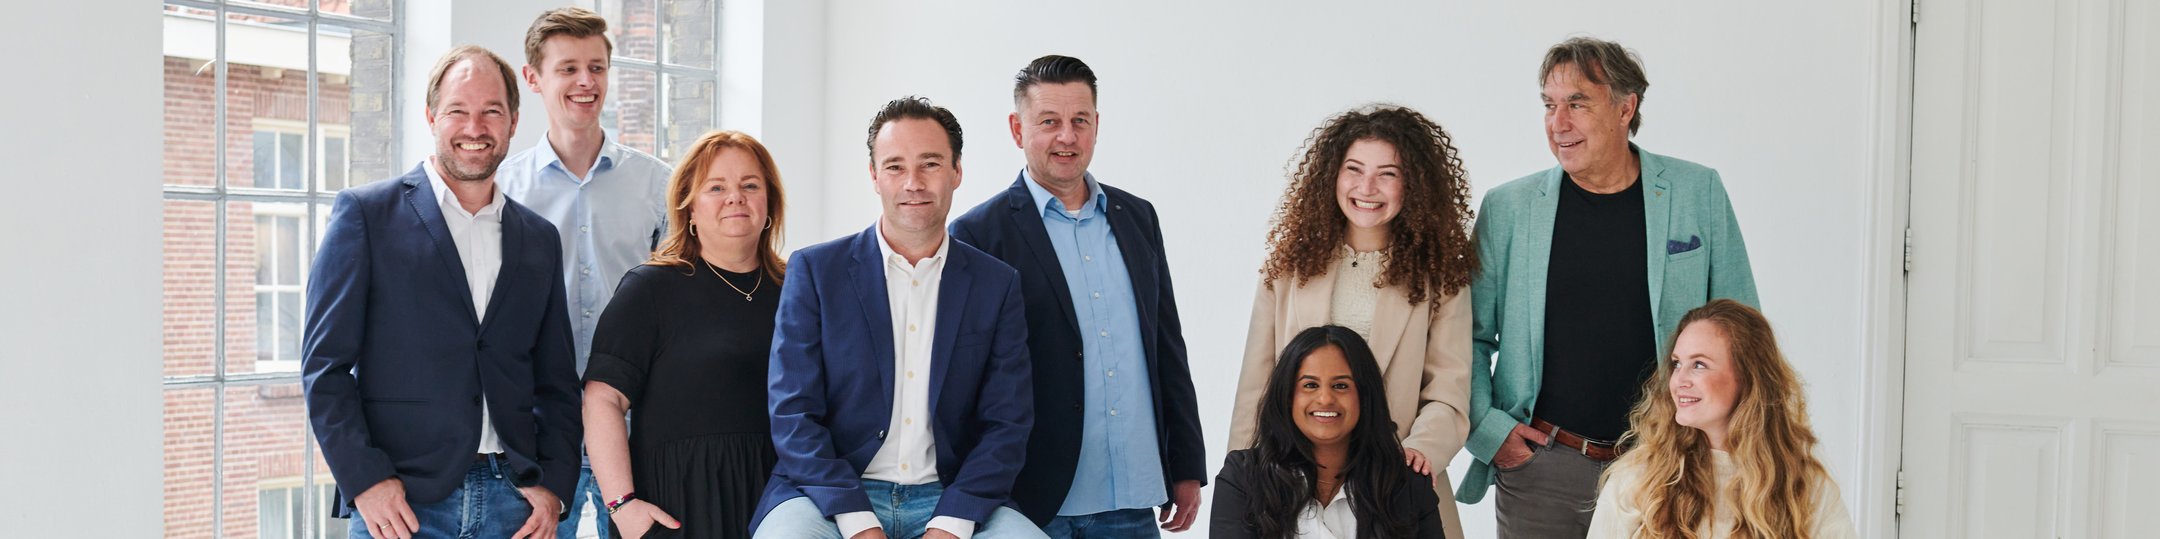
1663;242;1712;311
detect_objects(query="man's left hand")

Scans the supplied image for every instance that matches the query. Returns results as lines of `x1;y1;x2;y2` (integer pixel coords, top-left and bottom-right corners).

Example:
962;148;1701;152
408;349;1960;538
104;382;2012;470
509;486;562;539
1158;479;1203;532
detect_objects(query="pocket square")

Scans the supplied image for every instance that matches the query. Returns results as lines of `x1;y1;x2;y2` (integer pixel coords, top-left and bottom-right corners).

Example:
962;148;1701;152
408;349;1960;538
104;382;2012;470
1667;235;1703;255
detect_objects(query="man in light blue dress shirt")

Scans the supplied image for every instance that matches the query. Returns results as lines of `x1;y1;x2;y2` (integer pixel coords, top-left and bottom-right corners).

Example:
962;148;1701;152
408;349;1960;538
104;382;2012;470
951;55;1208;538
497;8;674;538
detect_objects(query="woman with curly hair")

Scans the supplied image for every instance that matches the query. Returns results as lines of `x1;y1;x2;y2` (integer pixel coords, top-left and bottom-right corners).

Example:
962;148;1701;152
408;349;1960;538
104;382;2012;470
1227;104;1477;539
1212;326;1446;538
1587;299;1856;539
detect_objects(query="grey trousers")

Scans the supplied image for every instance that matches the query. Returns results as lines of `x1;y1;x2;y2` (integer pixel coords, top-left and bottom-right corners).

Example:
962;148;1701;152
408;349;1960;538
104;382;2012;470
1493;442;1608;538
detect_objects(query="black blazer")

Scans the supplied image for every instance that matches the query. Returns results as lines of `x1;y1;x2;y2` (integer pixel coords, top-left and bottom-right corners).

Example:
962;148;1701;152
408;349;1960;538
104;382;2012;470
949;174;1207;524
302;165;582;517
1209;449;1445;538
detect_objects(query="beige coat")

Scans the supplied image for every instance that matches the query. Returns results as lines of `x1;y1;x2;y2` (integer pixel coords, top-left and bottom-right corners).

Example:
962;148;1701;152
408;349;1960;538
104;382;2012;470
1228;270;1473;539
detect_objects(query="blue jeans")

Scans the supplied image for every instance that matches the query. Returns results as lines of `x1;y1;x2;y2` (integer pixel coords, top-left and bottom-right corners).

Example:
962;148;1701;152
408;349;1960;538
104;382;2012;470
752;480;1047;539
347;456;532;539
557;464;610;539
1041;508;1158;539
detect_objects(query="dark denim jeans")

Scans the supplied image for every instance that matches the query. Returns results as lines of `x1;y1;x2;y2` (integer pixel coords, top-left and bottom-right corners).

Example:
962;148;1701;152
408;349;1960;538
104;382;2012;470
1042;508;1158;539
347;455;534;539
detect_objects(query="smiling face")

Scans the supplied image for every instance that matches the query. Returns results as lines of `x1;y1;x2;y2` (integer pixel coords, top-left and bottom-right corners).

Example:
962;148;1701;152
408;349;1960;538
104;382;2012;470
691;147;770;244
870;117;962;238
1290;345;1362;450
427;56;517;182
1336;138;1405;237
1541;61;1636;178
1670;320;1742;449
523;34;610;133
1010;81;1098;186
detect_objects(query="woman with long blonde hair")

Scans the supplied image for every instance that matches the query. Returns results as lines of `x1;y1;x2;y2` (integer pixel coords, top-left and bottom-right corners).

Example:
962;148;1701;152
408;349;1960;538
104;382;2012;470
1588;299;1855;539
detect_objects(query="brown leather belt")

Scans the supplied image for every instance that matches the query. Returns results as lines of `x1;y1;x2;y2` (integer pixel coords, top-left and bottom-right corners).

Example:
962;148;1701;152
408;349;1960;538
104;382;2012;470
1530;418;1623;462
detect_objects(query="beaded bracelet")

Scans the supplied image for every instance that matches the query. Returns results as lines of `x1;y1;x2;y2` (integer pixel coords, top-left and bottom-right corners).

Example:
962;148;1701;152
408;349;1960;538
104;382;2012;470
605;492;637;514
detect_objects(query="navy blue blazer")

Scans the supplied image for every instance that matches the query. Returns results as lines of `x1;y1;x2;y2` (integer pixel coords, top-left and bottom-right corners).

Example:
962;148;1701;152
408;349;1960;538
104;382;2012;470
753;225;1035;530
301;164;583;517
948;175;1207;524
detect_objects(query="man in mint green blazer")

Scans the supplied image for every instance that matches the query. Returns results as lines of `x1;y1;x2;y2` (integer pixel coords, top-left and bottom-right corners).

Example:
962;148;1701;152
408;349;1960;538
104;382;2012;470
1456;38;1758;538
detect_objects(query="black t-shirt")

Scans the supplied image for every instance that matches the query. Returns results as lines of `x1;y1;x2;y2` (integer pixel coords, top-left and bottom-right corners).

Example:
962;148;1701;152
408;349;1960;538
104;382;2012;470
1536;174;1655;442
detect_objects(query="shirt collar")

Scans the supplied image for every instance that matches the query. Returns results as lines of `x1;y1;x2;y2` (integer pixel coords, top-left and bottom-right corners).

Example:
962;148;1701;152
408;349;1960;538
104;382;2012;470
875;221;950;269
531;130;621;179
423;158;506;221
1020;168;1105;218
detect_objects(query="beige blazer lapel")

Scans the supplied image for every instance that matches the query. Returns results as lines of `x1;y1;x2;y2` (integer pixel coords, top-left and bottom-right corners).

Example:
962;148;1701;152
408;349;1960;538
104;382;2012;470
1280;269;1337;345
1367;282;1414;375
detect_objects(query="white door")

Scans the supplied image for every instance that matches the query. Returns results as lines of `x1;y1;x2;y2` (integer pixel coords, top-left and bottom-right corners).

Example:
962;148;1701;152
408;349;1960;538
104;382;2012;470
1903;0;2160;537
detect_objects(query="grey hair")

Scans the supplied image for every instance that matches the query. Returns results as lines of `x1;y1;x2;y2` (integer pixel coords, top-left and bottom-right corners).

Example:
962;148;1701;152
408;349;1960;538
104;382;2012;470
1540;37;1649;134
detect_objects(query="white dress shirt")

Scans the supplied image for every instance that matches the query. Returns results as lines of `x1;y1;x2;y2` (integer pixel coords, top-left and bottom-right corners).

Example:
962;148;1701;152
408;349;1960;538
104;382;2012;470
836;224;975;538
1295;483;1357;539
423;159;506;455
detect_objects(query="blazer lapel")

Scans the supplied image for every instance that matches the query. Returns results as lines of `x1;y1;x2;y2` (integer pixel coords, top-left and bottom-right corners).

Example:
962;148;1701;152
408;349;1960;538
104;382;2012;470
1103;190;1159;369
1638;146;1674;320
848;228;898;407
1519;167;1564;376
1002;176;1082;337
1367;281;1414;375
402;167;479;327
1284;269;1336;347
928;251;973;417
478;203;522;332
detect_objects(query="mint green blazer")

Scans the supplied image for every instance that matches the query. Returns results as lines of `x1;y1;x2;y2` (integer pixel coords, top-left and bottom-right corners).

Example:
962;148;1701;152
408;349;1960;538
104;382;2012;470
1454;146;1759;504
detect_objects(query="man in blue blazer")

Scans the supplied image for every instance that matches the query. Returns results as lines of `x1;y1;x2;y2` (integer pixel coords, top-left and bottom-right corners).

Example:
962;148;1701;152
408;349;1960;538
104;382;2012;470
949;55;1206;536
1455;38;1759;538
754;97;1046;539
303;46;581;539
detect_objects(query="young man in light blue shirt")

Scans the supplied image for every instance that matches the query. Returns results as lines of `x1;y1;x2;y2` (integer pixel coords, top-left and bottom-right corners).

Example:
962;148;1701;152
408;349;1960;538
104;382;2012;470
496;8;674;538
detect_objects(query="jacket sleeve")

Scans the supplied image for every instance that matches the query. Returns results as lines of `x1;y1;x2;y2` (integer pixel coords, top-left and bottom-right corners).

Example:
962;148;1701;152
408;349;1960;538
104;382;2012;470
1226;278;1279;452
302;190;397;500
529;223;584;500
1402;288;1473;465
1207;452;1259;539
766;252;874;516
1704;171;1760;308
934;272;1035;523
1147;215;1208;485
1464;193;1519;463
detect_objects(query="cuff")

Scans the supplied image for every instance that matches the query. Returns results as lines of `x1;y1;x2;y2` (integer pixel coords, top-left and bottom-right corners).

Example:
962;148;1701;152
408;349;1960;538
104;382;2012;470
836;511;880;538
928;516;976;539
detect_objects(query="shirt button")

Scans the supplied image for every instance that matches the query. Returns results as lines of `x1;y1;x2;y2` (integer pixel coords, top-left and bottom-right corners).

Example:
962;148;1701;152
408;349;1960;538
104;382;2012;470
580;268;590;275
1099;330;1108;337
579;225;589;233
1083;255;1092;262
582;309;592;317
906;370;915;379
908;324;918;332
901;463;909;471
911;280;919;286
1092;292;1101;299
1107;369;1115;377
1109;409;1119;416
904;418;913;425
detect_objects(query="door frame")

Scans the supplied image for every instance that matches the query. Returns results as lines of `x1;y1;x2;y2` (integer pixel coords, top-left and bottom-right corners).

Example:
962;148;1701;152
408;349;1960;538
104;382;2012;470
1859;0;1917;537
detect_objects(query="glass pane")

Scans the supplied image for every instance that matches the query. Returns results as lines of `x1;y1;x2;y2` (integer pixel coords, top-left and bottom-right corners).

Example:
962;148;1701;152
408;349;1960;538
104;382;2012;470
254;132;278;188
277;291;303;362
607;67;659;155
600;0;658;62
663;74;715;160
320;0;395;22
228;202;271;375
259;487;290;539
164;4;218;188
164;199;218;379
662;0;715;69
277;216;302;284
324;137;348;191
322;22;397;189
162;387;217;537
223;383;314;539
314;451;345;539
224;11;313;192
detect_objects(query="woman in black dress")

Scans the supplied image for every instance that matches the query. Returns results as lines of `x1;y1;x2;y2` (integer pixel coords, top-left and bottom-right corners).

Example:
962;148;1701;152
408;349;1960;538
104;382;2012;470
583;130;789;539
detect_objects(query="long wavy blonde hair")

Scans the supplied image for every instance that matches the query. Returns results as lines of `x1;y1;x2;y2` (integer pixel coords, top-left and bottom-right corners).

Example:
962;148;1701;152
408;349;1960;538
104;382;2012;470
1607;299;1828;538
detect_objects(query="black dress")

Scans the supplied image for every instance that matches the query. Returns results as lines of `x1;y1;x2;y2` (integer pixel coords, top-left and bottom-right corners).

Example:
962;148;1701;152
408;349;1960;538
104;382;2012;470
585;260;780;539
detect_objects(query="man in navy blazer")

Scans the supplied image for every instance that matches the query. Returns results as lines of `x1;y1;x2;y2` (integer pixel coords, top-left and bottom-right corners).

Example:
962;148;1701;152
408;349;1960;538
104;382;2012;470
753;97;1045;539
948;55;1206;535
303;46;581;539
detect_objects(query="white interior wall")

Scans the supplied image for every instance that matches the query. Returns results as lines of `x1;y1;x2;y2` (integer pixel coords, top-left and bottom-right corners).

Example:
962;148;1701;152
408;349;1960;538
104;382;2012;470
803;1;1897;536
0;3;165;536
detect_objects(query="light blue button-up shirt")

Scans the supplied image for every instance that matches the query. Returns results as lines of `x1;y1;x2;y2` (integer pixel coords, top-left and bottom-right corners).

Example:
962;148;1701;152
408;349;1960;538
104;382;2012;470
498;132;672;374
1023;170;1167;516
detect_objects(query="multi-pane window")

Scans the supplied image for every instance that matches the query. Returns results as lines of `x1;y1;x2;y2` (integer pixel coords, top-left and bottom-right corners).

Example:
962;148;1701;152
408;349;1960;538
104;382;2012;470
160;1;398;537
594;0;719;161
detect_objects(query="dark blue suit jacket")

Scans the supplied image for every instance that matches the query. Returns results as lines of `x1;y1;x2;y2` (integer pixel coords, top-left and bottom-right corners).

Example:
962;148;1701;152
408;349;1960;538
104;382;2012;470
301;164;583;517
948;175;1208;523
753;224;1034;531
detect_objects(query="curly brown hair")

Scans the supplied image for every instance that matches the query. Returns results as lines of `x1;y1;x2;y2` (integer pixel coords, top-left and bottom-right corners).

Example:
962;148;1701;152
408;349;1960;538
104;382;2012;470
1261;104;1476;310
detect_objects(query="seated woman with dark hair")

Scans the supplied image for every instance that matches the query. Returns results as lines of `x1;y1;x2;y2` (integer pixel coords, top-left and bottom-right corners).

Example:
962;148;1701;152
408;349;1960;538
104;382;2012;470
1210;326;1446;539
